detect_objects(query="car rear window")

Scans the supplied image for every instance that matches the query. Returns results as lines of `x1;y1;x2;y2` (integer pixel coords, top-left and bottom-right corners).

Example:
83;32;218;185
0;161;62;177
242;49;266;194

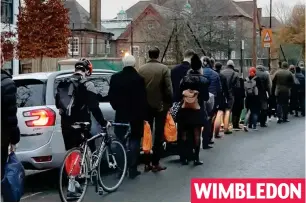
14;79;46;108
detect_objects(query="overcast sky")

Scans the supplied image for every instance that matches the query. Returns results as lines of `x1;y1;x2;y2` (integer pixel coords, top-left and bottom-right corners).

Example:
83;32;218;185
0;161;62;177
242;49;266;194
76;0;303;19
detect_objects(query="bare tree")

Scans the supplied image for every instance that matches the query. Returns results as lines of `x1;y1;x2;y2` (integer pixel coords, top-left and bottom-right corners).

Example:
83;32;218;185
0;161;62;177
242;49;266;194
264;0;293;25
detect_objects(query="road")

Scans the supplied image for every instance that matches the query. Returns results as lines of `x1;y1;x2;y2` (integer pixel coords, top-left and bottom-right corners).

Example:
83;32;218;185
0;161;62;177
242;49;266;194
21;116;305;202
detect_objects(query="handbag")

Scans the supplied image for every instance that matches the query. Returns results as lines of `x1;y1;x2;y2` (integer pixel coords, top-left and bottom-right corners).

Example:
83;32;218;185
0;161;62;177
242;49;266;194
170;101;182;122
1;152;25;202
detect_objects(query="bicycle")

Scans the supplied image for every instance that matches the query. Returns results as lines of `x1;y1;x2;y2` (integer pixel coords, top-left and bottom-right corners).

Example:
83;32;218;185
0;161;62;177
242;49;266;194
58;121;130;202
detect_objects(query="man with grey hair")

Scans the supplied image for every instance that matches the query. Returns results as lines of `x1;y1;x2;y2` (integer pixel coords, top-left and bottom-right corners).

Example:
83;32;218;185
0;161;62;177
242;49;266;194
272;61;294;123
109;55;147;178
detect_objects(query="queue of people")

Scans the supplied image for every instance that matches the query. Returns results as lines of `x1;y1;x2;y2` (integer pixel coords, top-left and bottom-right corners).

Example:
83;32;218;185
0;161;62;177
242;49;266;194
109;47;305;175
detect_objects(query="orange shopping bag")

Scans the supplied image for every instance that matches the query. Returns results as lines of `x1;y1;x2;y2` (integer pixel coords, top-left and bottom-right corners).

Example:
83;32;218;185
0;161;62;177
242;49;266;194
65;151;81;176
142;121;152;154
164;112;177;142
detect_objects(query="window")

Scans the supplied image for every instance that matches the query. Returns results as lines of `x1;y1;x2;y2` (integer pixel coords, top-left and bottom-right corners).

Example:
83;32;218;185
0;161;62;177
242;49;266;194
68;37;79;55
148;23;154;30
15;79;46;107
231;51;236;59
132;46;139;57
88;74;112;102
89;38;94;55
106;40;110;54
1;0;13;24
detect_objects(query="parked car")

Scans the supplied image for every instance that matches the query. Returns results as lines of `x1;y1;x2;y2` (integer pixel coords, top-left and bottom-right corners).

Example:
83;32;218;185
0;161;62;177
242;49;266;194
13;70;116;170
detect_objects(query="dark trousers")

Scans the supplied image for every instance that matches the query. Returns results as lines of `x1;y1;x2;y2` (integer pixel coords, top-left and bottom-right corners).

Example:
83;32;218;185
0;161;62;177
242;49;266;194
297;92;305;116
232;101;243;128
147;107;167;166
244;108;259;128
1;146;8;180
259;109;268;126
276;93;290;120
202;116;213;146
114;120;143;172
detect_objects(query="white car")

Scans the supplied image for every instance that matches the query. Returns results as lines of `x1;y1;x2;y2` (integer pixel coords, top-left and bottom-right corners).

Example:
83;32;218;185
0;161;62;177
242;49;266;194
13;70;116;170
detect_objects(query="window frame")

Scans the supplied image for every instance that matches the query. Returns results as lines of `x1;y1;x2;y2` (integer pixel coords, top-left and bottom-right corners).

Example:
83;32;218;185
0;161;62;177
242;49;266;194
131;46;140;57
1;0;13;24
68;37;80;56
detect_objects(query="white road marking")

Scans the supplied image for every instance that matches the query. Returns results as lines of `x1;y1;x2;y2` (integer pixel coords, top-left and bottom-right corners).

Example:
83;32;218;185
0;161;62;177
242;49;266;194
21;192;43;200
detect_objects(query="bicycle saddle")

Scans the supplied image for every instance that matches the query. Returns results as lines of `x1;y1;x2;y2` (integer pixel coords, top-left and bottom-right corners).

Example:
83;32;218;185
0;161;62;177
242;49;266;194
72;122;91;130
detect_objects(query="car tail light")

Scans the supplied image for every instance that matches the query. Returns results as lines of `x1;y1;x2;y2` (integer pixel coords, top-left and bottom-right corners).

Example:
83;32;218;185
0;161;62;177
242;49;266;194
32;156;52;162
23;108;56;127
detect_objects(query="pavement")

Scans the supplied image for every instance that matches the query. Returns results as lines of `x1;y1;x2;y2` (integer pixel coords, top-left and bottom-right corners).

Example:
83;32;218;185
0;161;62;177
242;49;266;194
21;116;305;202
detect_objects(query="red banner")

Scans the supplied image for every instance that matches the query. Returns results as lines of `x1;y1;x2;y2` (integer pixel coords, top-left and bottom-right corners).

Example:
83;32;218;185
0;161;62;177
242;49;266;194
191;178;305;203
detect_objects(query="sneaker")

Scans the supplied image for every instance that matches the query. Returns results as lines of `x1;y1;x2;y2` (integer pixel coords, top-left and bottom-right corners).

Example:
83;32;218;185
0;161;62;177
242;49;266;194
202;145;213;150
283;119;290;123
233;127;242;131
277;119;283;124
224;130;232;135
243;126;249;132
144;165;153;172
252;127;258;131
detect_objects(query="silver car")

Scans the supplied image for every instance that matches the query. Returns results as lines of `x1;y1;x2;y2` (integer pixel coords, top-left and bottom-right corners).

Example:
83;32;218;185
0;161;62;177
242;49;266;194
13;70;116;170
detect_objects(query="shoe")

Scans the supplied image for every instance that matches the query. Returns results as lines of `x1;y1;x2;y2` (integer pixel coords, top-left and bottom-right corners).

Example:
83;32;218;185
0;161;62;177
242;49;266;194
260;124;268;127
233;127;242;131
224;130;232;135
252;127;258;131
243;126;249;132
295;114;299;117
215;135;223;139
277;119;283;124
209;141;214;144
67;191;82;200
194;160;203;166
129;170;141;179
152;165;167;172
144;165;153;172
202;145;213;150
283;119;290;123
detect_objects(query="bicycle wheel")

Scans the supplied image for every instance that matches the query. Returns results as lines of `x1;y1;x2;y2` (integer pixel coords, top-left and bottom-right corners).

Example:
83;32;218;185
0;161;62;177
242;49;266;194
58;148;89;202
98;140;127;192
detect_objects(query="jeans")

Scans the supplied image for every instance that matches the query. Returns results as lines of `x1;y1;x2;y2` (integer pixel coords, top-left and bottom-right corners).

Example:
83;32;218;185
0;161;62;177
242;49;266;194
114;120;143;172
244;109;259;128
276;93;290;120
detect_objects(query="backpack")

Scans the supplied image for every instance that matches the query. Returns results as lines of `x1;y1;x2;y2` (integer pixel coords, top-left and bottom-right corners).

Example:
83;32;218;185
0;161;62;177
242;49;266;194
55;76;87;118
244;77;258;96
182;89;200;109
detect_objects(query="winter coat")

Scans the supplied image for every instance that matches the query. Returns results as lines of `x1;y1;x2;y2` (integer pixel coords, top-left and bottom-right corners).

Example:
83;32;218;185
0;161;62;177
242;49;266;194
295;72;305;93
203;66;222;97
272;68;294;97
138;59;173;111
171;61;190;102
244;76;261;110
220;66;240;107
109;66;147;123
256;66;270;109
1;69;20;148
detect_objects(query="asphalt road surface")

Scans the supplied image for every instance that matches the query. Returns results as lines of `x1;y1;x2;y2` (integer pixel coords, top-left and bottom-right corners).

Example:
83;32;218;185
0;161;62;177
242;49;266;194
21;117;305;202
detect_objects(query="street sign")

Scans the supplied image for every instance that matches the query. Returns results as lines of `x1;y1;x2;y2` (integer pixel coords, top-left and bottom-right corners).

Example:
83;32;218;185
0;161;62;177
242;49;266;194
261;28;273;48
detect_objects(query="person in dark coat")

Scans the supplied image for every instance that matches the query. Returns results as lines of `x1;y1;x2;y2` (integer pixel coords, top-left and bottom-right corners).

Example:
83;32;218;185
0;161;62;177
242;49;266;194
243;67;261;131
178;54;209;165
1;69;20;180
171;49;195;103
256;65;270;127
295;66;305;116
232;69;245;130
272;62;294;123
108;55;147;178
213;62;228;138
289;65;300;117
220;60;240;134
202;56;222;149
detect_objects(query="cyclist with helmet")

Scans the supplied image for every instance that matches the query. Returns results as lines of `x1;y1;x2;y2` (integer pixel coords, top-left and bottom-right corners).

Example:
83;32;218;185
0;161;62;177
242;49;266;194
56;58;110;152
56;58;110;199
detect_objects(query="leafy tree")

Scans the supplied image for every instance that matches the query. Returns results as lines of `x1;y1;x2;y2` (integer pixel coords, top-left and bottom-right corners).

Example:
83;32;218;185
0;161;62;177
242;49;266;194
1;30;17;62
17;0;71;71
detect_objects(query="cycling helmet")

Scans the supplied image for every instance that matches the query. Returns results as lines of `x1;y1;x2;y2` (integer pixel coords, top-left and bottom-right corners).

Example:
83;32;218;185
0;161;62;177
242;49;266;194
78;58;93;76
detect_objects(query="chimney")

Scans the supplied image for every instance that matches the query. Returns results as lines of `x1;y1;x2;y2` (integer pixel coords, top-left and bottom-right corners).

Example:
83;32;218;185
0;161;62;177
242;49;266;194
90;0;101;31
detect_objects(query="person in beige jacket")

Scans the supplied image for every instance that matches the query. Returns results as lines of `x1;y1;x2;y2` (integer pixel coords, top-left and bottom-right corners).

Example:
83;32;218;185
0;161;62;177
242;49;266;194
138;47;173;172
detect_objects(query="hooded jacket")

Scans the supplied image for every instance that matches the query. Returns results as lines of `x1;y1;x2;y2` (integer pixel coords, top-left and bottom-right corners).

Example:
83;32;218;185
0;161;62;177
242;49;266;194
203;65;222;97
1;69;20;147
256;65;271;101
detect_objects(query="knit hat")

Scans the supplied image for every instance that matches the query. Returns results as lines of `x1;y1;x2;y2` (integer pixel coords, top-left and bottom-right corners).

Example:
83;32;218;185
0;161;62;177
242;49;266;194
227;60;235;67
122;55;136;67
249;67;256;77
